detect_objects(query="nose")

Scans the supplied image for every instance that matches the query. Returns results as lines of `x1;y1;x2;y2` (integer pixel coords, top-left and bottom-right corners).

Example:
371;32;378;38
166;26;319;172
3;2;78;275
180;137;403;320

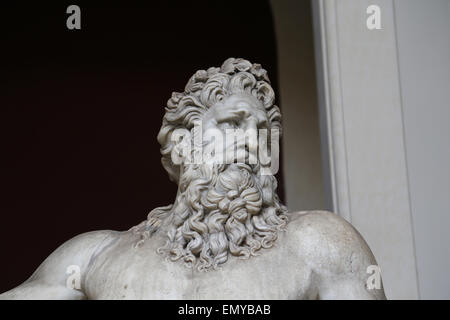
244;118;258;133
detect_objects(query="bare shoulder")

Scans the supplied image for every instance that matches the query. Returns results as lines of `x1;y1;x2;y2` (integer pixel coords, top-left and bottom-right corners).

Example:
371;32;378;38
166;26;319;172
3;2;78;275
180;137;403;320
0;230;120;299
30;230;120;283
284;211;386;299
285;210;378;275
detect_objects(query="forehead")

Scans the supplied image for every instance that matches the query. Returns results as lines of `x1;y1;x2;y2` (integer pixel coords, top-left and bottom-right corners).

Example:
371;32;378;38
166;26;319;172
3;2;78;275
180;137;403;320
210;93;267;116
221;93;263;110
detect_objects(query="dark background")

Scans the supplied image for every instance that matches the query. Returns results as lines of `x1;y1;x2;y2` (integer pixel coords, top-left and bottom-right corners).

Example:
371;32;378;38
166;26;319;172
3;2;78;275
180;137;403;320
0;1;284;292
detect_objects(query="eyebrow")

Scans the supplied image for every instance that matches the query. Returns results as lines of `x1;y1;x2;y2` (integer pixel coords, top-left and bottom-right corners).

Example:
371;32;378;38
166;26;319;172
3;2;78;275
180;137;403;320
215;110;241;122
231;109;248;117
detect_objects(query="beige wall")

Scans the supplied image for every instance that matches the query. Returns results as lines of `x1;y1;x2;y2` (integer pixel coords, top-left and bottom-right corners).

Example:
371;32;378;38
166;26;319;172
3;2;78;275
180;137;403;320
394;0;450;299
273;0;450;300
311;0;423;299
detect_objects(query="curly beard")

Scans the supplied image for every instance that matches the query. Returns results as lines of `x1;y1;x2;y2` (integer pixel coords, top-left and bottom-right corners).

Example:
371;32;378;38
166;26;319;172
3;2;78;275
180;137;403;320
130;162;288;271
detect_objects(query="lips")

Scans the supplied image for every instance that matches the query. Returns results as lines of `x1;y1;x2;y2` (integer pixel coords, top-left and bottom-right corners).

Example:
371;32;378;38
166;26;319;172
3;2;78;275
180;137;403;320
201;138;259;165
224;144;258;165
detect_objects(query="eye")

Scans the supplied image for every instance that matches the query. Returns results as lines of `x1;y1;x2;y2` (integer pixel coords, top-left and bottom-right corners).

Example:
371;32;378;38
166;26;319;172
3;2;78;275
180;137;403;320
218;117;240;128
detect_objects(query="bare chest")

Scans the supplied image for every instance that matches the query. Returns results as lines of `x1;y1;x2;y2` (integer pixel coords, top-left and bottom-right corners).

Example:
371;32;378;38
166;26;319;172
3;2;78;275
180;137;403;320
85;240;316;299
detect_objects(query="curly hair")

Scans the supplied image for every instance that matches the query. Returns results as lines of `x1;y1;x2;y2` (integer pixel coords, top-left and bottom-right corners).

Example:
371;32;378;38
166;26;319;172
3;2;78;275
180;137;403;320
130;58;288;271
157;57;283;183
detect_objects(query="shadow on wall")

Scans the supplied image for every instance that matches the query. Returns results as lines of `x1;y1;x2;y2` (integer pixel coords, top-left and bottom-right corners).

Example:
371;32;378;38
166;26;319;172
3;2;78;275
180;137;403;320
270;0;326;211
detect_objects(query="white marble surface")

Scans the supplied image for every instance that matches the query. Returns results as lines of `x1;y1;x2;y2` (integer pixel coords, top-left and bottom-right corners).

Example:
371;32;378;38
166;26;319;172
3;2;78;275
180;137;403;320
0;211;386;300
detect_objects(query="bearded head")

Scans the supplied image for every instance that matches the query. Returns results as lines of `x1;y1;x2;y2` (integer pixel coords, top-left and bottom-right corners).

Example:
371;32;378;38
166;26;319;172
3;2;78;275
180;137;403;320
131;58;289;271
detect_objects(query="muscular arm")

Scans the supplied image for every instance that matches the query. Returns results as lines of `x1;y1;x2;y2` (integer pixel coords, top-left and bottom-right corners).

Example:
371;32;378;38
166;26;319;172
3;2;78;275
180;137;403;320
290;211;387;300
0;230;116;300
318;277;385;300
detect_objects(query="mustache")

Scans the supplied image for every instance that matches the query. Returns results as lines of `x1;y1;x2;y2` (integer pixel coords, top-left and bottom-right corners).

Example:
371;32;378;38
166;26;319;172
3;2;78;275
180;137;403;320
201;139;259;166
